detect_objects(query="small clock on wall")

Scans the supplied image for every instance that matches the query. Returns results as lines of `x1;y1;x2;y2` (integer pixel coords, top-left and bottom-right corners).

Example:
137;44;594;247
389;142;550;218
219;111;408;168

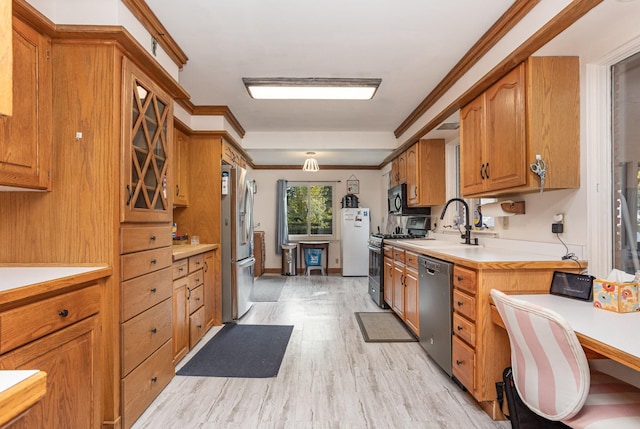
346;175;359;194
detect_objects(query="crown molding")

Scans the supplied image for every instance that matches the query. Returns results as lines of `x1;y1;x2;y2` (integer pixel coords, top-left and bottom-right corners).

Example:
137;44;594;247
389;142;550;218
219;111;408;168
176;100;246;138
120;0;188;68
394;0;540;138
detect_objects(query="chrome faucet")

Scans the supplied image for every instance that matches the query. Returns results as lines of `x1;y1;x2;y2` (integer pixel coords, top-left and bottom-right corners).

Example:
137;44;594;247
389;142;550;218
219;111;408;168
439;198;477;245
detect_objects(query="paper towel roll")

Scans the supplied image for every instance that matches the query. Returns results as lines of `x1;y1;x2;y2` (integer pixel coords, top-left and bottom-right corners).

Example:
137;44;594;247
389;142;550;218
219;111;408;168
479;200;516;217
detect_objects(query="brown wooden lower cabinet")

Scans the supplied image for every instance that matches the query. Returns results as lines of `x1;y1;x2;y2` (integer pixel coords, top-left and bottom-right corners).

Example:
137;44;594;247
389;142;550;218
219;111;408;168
0;315;101;428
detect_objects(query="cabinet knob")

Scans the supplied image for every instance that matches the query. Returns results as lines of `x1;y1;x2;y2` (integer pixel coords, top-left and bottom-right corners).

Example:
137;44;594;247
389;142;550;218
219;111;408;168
151;328;157;334
150;235;156;241
150;259;157;265
151;377;158;383
456;360;463;366
58;309;69;317
457;325;463;331
457;276;463;282
150;288;157;293
457;301;464;307
179;267;184;272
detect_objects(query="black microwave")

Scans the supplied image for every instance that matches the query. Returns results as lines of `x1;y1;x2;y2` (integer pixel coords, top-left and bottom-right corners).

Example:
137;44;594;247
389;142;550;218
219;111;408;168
387;184;430;216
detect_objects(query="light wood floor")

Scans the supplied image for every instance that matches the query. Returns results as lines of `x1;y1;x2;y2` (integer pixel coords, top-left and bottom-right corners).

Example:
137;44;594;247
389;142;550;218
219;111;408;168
132;275;510;429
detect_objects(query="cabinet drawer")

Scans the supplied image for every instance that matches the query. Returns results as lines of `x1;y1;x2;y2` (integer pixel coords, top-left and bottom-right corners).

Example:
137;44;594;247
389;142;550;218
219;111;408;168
453;265;477;295
189;285;204;314
188;254;204;273
405;251;419;268
189;306;206;348
453;312;476;347
188;269;204;290
121;268;172;322
122;340;173;429
383;246;393;258
0;284;100;353
121;299;172;376
393;248;405;263
121;247;173;281
121;225;172;254
453;289;476;321
452;335;475;393
172;259;188;280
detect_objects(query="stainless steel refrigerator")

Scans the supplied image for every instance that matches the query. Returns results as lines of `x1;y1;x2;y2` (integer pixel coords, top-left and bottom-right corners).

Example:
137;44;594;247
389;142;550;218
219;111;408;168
221;164;255;322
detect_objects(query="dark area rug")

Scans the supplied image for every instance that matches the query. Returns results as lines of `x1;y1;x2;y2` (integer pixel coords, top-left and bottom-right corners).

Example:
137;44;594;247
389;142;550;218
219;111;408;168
177;323;294;378
354;312;418;343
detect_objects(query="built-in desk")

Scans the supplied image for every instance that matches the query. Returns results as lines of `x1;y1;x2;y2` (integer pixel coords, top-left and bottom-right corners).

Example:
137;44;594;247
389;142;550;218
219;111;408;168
298;241;329;275
491;294;640;372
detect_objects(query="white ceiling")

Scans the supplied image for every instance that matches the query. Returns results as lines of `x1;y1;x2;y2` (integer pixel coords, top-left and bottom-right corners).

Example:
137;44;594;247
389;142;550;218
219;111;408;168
143;0;514;166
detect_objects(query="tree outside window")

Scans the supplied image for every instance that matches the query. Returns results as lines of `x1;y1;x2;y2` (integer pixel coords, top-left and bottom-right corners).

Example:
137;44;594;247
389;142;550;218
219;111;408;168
287;183;334;237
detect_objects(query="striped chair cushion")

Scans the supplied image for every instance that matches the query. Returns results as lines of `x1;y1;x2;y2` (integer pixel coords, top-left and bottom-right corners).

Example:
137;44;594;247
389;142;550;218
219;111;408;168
491;289;640;428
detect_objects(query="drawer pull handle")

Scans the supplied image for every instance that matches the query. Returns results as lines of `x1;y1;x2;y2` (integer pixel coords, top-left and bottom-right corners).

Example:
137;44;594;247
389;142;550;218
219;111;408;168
179;267;184;272
58;309;69;317
150;288;157;293
456;360;463;366
457;326;463;331
457;301;464;306
195;297;200;302
151;328;157;334
457;276;463;282
150;235;157;241
150;259;157;265
197;324;202;329
196;277;201;282
151;377;158;383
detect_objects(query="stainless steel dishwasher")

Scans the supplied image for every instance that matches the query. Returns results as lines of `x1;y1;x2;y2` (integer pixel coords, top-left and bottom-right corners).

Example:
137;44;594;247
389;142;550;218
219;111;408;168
418;255;454;376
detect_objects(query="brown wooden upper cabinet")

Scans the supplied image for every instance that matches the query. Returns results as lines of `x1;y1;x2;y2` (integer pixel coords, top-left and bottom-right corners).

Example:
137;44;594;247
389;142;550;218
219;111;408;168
121;58;174;222
173;125;190;207
460;56;580;197
0;16;51;190
0;0;12;117
390;152;406;187
406;139;446;207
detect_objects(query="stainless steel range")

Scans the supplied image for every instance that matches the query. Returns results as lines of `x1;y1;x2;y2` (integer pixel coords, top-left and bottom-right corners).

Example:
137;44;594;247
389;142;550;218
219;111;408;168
367;216;429;308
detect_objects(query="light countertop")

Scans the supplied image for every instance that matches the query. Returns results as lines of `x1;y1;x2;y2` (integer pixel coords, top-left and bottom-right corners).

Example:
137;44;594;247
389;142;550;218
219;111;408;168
0;266;110;292
172;243;219;260
387;238;585;269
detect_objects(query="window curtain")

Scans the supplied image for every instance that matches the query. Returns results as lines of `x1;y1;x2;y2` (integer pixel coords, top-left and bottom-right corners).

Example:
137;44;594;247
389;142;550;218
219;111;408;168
275;179;288;254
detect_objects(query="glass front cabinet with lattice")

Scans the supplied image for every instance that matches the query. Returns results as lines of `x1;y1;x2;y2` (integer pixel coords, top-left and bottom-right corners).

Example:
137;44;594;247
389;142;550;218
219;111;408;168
121;58;173;223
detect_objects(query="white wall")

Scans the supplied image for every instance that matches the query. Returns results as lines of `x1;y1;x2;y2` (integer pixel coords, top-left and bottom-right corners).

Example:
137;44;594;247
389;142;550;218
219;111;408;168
251;169;384;271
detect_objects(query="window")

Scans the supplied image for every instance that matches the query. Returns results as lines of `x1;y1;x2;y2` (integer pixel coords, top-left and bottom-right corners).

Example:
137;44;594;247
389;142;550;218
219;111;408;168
612;51;640;274
287;183;334;238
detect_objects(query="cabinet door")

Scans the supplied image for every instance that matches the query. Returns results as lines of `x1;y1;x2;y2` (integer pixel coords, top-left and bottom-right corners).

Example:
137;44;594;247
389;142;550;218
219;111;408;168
173;126;189;206
483;64;526;192
397;152;407;184
404;266;419;335
0;0;11;117
390;159;399;186
460;96;485;196
0;316;100;429
405;144;419;206
172;277;189;363
392;262;405;319
0;16;51;190
121;58;173;222
203;250;220;328
383;256;393;307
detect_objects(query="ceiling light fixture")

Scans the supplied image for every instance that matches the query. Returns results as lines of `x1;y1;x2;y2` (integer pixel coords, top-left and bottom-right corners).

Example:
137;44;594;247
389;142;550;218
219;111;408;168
242;77;382;100
302;152;320;172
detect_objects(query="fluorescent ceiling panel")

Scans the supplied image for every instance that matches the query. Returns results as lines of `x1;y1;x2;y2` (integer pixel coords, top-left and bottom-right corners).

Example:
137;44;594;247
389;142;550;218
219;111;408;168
243;78;381;100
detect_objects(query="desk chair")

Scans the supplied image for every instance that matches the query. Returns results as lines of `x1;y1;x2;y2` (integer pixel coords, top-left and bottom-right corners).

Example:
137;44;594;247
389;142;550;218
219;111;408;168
490;289;640;428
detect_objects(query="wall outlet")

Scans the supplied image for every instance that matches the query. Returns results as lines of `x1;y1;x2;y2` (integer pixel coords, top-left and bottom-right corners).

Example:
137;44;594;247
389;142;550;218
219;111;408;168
335;258;339;264
502;217;509;230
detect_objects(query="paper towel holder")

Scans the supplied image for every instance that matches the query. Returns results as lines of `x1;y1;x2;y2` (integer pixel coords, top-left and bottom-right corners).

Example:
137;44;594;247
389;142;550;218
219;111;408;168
478;201;525;216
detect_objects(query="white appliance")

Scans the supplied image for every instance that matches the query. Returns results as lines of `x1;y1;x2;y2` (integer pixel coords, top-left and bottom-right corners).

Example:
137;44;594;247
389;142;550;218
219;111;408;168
221;164;255;322
341;208;370;276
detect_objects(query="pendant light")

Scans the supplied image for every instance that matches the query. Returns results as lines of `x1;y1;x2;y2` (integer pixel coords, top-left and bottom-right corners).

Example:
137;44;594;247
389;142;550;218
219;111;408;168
302;152;319;172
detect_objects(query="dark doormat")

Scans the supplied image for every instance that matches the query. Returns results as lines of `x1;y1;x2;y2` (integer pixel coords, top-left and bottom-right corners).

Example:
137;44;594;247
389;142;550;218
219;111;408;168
354;312;418;343
176;323;293;378
250;275;286;302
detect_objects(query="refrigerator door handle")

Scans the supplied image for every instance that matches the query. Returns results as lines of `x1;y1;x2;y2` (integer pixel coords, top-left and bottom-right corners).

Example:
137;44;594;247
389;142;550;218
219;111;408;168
236;256;256;267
